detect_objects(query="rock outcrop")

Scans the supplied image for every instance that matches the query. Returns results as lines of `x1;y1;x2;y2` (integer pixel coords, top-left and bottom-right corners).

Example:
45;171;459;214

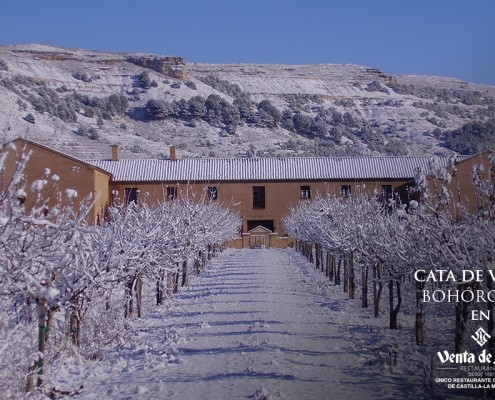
126;55;186;79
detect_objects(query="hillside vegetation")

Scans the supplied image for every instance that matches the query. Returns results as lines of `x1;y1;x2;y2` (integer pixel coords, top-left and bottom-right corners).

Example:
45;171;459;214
0;44;494;159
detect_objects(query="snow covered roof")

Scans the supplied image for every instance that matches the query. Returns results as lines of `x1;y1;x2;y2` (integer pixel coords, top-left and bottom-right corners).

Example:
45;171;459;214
87;156;457;183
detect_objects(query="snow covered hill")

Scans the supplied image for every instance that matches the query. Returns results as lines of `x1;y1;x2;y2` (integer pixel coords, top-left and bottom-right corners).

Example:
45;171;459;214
0;44;493;160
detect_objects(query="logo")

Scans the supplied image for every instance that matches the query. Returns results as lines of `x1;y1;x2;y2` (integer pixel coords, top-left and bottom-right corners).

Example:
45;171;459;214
472;327;491;347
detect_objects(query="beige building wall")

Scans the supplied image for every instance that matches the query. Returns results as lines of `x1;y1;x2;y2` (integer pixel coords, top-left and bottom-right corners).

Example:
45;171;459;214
6;138;490;241
2;139;111;224
110;178;413;236
91;167;112;224
428;151;493;215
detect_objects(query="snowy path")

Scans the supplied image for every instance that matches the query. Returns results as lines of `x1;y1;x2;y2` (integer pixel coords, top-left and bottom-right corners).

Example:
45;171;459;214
73;249;432;399
161;249;353;400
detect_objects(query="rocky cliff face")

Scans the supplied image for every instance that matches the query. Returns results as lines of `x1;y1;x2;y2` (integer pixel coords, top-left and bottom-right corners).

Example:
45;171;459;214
0;44;493;160
126;55;186;79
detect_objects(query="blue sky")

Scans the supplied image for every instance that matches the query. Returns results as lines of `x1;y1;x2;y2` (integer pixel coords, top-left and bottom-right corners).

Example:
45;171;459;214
1;0;494;85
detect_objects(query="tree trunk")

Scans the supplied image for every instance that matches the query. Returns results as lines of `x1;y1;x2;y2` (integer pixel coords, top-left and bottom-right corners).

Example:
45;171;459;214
69;297;81;347
156;280;162;305
455;283;470;353
335;256;341;286
181;260;188;287
395;280;402;327
348;252;355;300
124;278;134;319
373;262;382;318
45;309;54;343
194;252;202;275
389;279;402;330
166;271;172;296
36;299;47;388
388;279;394;329
343;255;348;293
319;246;323;271
315;243;320;270
362;264;368;308
26;365;35;393
328;252;334;282
415;309;425;345
136;277;143;318
415;270;425;345
173;265;180;294
488;277;494;356
156;270;165;305
105;290;112;311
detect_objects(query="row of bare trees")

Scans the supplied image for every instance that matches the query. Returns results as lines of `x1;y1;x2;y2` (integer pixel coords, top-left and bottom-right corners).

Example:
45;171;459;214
285;154;495;354
0;144;241;397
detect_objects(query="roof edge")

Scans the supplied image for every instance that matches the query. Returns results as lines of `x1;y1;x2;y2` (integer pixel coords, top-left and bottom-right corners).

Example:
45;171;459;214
5;137;113;177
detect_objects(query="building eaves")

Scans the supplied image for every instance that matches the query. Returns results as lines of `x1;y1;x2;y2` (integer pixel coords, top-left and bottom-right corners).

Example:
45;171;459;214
87;156;457;183
6;138;113;177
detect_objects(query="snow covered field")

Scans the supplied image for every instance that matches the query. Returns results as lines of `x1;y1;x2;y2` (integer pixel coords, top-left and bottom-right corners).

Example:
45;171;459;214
55;248;463;400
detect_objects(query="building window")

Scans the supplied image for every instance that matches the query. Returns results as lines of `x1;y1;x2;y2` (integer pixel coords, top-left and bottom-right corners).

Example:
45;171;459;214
300;186;311;200
253;186;265;209
341;185;352;197
381;185;393;203
125;187;138;205
167;186;177;200
207;186;218;200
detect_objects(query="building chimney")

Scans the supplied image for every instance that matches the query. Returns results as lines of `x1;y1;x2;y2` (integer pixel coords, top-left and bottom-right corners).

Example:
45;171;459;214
111;145;119;161
169;145;176;161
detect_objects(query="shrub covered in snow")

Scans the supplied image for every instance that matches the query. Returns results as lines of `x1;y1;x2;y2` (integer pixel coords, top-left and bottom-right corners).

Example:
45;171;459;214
443;120;495;155
198;74;242;98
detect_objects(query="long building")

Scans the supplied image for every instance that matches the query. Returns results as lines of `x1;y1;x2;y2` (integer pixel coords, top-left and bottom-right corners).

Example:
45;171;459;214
2;138;490;248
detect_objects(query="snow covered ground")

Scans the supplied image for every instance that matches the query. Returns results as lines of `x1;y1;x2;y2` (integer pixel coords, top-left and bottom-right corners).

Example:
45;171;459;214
60;248;463;399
